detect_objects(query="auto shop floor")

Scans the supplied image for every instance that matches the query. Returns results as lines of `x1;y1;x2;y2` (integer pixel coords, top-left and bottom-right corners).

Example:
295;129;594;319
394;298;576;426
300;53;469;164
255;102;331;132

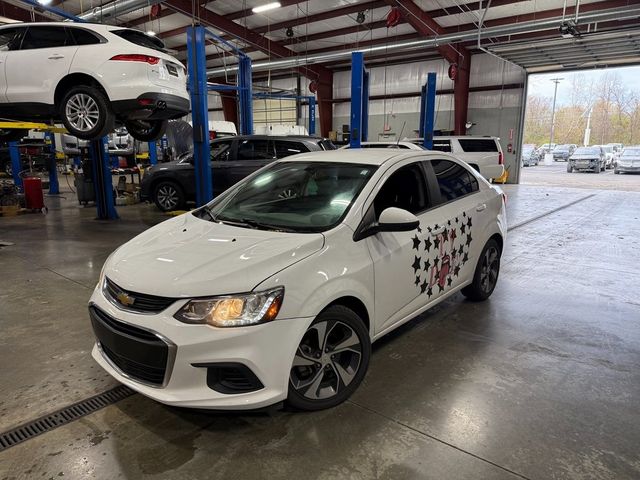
1;184;639;480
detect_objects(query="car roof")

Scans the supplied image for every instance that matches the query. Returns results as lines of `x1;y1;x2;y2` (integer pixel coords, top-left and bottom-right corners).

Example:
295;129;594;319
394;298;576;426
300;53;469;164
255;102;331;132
0;22;136;33
278;149;444;166
214;134;325;142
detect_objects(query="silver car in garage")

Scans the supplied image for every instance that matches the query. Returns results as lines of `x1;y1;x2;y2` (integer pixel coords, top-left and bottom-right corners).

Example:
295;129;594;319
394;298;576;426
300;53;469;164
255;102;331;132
615;146;640;174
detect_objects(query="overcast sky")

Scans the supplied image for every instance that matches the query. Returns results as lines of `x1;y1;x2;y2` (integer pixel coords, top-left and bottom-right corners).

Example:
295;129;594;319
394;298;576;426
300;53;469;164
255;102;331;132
527;66;640;106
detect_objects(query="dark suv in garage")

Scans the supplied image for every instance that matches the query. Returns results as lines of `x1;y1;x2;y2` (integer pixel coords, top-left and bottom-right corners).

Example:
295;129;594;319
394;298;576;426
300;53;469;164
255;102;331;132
141;135;336;211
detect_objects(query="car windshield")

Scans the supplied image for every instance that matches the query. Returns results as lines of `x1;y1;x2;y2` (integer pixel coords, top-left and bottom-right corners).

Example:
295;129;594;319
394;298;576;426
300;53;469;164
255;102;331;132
200;161;376;232
622;148;640;156
574;147;599;155
554;145;569;152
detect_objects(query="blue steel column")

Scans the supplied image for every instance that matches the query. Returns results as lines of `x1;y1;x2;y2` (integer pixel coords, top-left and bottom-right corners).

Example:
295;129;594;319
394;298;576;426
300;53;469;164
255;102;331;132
90;137;118;220
9;141;22;190
422;73;437;150
238;56;253;135
148;141;158;165
45;132;59;194
308;96;316;135
350;52;364;148
187;26;213;206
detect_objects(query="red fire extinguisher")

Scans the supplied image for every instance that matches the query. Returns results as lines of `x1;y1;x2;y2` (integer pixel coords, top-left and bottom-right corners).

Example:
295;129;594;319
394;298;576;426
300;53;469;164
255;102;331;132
23;176;46;212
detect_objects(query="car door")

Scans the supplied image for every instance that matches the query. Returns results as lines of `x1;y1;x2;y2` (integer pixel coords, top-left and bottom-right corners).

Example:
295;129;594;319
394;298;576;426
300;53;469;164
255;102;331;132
363;160;445;334
0;27;25;103
5;26;78;106
210;138;234;195
424;158;492;292
229;138;276;186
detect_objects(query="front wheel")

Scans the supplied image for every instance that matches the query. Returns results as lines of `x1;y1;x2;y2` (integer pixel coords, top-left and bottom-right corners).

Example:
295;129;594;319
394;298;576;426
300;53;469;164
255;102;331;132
153;181;185;211
461;238;501;302
594;163;601;173
60;85;114;140
567;164;573;173
287;305;371;411
125;119;167;141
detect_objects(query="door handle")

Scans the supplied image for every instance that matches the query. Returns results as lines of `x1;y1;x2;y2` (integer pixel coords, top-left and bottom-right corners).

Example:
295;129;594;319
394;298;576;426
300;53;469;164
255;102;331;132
48;54;64;60
476;203;487;212
431;226;445;236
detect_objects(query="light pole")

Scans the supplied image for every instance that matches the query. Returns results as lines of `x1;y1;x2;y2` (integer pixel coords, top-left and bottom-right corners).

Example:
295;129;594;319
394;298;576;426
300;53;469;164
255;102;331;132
546;77;563;164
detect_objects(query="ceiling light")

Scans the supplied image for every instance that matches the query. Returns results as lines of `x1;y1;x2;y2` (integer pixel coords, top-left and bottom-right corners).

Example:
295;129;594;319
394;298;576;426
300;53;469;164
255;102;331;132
252;2;281;14
146;30;156;36
37;0;52;5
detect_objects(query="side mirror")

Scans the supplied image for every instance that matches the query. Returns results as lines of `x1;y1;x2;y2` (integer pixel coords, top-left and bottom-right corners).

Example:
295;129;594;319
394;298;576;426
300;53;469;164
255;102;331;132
378;207;420;232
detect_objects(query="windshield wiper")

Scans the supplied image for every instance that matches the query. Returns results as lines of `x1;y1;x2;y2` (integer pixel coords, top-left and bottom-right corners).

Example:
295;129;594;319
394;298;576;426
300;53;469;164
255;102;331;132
213;216;296;232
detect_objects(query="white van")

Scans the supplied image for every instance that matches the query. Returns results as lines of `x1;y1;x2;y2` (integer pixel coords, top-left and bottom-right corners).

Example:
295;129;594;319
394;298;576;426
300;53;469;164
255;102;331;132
404;136;505;179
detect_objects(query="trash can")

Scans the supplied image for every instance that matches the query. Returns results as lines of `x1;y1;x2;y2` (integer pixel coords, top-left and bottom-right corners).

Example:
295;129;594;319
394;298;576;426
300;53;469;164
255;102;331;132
75;173;96;205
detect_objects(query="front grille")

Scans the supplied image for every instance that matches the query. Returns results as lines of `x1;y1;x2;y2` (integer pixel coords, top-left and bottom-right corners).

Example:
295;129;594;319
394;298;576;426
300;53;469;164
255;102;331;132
104;277;176;313
90;306;170;387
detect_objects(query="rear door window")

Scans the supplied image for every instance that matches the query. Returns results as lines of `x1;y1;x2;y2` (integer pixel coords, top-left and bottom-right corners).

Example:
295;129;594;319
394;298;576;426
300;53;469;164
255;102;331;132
430;159;479;203
432;140;452;152
111;29;166;52
69;28;103;45
275;141;309;158
237;139;274;160
457;139;498;152
20;26;71;49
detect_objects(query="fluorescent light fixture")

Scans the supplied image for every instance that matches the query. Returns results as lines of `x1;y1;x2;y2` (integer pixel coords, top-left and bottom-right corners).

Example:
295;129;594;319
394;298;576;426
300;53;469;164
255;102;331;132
146;30;156;36
252;2;281;14
37;0;52;4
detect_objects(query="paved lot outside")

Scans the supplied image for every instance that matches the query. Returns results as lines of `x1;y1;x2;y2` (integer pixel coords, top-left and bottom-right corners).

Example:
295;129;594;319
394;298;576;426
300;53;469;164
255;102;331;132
519;161;640;192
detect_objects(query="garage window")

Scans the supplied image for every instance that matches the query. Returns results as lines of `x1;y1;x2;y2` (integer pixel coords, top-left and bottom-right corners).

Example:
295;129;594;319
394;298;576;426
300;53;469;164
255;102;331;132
430;159;478;202
21;27;70;49
374;163;429;217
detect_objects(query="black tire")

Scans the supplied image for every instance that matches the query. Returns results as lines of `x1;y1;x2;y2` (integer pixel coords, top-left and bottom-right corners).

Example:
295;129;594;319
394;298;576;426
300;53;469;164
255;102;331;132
0;129;25;143
567;164;573;173
125;119;167;142
461;238;501;302
60;85;114;140
614;168;620;174
153;181;185;211
287;305;371;411
594;163;601;173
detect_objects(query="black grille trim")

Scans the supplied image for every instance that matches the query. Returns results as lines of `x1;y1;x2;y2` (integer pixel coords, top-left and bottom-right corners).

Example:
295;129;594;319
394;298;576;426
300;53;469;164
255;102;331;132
90;305;173;387
104;277;177;313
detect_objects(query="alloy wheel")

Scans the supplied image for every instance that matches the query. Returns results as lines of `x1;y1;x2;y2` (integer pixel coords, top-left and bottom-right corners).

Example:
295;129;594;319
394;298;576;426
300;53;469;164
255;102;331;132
290;320;362;400
65;94;100;132
479;246;499;293
157;185;179;210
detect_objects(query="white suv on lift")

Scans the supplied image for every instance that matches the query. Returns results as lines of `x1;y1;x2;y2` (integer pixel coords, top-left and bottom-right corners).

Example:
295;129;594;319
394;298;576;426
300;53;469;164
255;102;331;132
0;23;189;142
90;149;506;411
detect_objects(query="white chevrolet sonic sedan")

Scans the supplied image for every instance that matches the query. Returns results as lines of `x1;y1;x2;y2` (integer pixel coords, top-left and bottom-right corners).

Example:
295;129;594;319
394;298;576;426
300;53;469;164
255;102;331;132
90;150;507;411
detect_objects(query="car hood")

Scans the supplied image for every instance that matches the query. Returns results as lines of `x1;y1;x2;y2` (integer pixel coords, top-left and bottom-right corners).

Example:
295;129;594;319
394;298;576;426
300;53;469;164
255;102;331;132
105;213;325;298
571;154;598;159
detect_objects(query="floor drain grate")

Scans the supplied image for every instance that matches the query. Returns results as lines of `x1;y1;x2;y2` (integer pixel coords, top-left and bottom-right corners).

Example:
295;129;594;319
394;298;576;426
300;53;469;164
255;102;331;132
0;384;135;452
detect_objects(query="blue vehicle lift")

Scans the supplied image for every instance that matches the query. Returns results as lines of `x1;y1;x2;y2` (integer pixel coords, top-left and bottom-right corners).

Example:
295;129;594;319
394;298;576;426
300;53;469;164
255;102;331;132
44;132;59;195
349;52;369;148
9;142;22;189
420;73;437;150
187;25;253;207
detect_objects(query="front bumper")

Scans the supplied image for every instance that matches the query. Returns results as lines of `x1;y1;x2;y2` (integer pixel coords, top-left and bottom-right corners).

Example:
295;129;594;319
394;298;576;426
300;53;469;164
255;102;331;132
570;160;599;170
616;165;640;173
112;93;190;121
89;288;312;409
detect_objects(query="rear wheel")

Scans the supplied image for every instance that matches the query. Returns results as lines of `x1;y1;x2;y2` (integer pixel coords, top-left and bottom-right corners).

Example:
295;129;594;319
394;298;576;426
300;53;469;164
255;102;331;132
60;85;114;140
153;181;185;211
567;164;573;173
125;119;167;141
461;238;501;302
287;305;370;411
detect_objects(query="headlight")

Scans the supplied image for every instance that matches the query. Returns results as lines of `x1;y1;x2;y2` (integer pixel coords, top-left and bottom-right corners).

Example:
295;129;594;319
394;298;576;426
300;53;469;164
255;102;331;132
174;287;284;327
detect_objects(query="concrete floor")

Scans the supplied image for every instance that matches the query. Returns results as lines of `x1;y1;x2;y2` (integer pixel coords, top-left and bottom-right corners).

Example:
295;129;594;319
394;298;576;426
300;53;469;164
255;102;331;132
1;182;639;479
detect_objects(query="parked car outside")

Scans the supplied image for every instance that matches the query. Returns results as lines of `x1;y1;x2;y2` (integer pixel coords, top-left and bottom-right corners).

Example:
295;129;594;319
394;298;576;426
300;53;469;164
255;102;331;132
552;144;576;162
340;141;424;150
567;146;606;173
0;23;189;142
404;136;504;179
141;135;336;211
614;146;640;174
598;145;615;169
537;143;557;156
521;144;541;166
90;149;507;411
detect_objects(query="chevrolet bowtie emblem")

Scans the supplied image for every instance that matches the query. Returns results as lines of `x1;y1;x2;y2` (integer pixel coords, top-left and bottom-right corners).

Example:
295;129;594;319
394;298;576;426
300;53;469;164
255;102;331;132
117;292;135;306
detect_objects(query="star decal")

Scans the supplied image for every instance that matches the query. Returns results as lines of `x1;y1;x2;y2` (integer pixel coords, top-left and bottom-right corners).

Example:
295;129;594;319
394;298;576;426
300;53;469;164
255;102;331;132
427;226;432;233
415;276;421;286
466;233;473;246
424;237;432;251
449;229;457;242
441;227;448;240
438;283;445;293
412;234;421;250
463;252;469;264
447;219;451;226
461;224;466;234
412;256;421;273
447;277;452;287
455;217;459;223
458;245;464;255
453;265;460;276
423;258;431;271
417;225;422;233
463;212;466;218
427;287;433;297
434;224;439;230
467;217;473;228
434;236;440;249
420;280;428;293
433;257;439;268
